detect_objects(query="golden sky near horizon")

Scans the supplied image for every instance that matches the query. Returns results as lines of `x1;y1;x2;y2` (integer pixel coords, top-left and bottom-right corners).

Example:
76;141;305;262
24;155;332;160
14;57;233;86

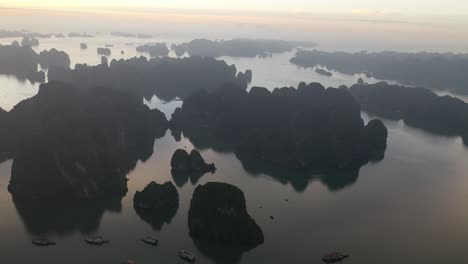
1;0;468;15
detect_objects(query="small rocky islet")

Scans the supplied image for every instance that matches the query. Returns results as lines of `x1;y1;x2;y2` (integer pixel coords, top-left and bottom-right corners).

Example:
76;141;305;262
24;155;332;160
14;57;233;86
188;182;264;249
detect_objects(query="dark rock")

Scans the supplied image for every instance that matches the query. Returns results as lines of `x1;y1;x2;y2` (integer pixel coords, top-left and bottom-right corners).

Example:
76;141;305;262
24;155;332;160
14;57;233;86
38;48;70;69
291;49;468;94
171;149;215;174
3;81;168;201
48;56;251;101
80;43;88;49
101;56;108;66
172;38;316;58
133;181;179;230
136;43;169;57
315;68;332;77
188;182;264;248
97;47;111;56
171;82;387;174
21;36;39;47
0;43;45;83
349;81;468;142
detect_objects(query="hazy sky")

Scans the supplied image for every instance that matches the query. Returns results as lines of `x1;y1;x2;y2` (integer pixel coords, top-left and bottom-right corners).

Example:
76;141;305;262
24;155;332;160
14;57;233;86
2;0;468;15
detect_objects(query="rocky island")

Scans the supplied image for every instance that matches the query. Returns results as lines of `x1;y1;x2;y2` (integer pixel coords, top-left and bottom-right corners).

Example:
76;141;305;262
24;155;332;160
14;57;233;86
171;82;388;174
290;50;468;94
38;48;71;69
0;42;44;82
170;149;216;186
315;68;332;77
48;56;252;101
97;47;111;56
2;81;168;201
136;43;170;57
188;182;264;248
171;38;315;58
349;81;468;143
134;181;179;230
20;36;39;47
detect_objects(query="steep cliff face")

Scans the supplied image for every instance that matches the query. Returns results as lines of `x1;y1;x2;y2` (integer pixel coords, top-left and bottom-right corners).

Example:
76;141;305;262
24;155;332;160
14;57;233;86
4;81;168;201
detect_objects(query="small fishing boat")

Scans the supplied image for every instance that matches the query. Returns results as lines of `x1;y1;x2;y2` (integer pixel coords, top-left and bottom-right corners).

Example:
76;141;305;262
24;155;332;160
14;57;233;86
84;235;110;245
322;252;350;263
141;236;158;246
179;250;196;262
32;238;56;247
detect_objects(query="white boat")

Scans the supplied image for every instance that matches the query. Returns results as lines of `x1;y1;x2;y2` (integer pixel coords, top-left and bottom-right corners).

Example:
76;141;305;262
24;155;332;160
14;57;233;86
84;235;110;245
32;238;56;247
179;250;196;262
141;236;158;246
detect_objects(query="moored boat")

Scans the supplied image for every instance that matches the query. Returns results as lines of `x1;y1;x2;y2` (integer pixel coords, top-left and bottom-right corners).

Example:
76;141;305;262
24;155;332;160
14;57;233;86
84;235;110;245
141;236;159;246
179;250;196;262
322;252;350;263
32;238;56;247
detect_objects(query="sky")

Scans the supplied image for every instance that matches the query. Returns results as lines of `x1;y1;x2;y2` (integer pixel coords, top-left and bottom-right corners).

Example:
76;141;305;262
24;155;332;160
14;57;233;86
1;0;468;15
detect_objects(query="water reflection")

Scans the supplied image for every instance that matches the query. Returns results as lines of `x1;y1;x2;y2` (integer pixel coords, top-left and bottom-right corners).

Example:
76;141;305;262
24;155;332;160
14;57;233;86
192;238;246;264
13;197;122;237
239;158;361;192
171;170;216;187
134;202;178;231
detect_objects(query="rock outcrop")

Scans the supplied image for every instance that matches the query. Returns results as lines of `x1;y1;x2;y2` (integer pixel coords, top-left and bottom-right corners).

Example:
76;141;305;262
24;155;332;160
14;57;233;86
349;81;468;143
3;81;168;201
171;149;216;173
21;36;39;47
136;43;169;57
97;47;111;56
80;43;88;49
171;38;315;58
171;82;388;173
188;182;264;248
291;50;468;94
0;42;45;82
38;48;71;69
133;181;179;230
48;56;251;101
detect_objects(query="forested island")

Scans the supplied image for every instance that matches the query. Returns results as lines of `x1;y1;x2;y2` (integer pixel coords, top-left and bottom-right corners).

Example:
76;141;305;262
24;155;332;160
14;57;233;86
0;42;70;82
290;50;468;94
1;81;168;201
48;56;252;100
349;81;468;143
170;82;388;175
136;43;170;57
171;38;316;58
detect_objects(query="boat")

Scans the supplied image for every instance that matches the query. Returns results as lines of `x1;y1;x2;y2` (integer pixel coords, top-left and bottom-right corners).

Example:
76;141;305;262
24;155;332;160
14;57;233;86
84;235;110;245
32;238;56;247
141;236;158;246
322;252;350;263
179;250;196;262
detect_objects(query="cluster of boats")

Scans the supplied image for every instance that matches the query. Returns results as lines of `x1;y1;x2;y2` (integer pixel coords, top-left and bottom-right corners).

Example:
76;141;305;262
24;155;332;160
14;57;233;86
33;237;347;263
32;236;197;263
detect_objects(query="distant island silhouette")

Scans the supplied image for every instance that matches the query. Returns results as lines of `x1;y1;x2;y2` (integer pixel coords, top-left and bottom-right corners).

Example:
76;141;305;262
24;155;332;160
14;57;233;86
48;56;252;101
171;38;316;58
291;49;468;95
0;42;69;83
349;81;468;144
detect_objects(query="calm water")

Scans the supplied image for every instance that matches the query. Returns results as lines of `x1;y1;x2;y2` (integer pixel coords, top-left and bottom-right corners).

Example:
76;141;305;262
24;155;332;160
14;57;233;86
1;36;468;263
